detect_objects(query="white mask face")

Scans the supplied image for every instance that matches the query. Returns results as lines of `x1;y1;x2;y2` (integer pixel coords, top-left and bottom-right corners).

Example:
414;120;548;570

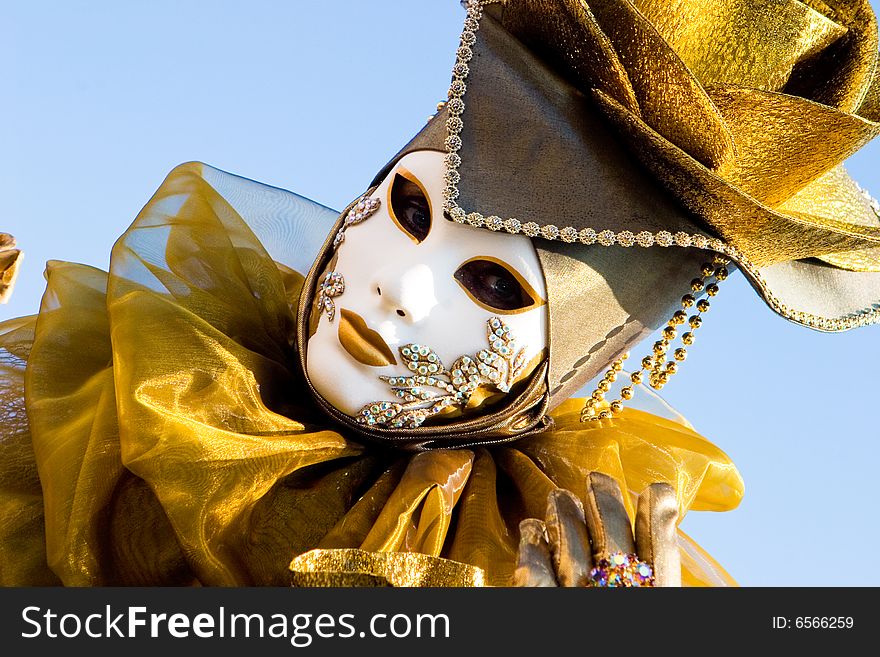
306;150;548;429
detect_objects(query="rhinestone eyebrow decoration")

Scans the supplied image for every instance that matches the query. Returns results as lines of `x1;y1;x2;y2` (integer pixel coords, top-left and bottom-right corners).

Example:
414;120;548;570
357;316;527;429
317;271;345;321
333;194;381;248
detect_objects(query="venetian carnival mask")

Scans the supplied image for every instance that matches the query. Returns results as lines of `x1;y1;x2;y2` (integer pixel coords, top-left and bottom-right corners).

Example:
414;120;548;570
292;0;880;449
305;150;548;429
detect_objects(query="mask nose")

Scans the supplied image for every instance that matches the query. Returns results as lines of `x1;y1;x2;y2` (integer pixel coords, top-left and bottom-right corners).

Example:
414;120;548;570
373;263;438;323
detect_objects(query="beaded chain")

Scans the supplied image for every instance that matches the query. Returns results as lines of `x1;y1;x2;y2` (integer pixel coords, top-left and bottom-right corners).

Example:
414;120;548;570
439;0;880;335
580;257;728;422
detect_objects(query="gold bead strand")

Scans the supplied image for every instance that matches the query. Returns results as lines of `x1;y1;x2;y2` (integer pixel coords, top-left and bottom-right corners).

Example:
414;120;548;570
580;258;729;422
649;260;716;390
580;353;628;421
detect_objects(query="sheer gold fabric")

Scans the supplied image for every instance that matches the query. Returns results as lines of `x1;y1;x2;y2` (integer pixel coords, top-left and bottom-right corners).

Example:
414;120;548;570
0;164;742;586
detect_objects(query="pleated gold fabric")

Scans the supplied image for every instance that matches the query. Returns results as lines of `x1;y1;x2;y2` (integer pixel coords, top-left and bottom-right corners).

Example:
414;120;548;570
0;163;743;587
27;261;122;585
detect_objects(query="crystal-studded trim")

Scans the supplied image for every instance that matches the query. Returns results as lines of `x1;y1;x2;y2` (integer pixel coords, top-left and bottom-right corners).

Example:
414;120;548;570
316;271;345;322
357;316;527;429
440;1;880;333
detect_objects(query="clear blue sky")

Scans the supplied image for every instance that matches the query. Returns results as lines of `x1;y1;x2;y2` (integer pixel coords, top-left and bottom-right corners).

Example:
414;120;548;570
2;1;879;586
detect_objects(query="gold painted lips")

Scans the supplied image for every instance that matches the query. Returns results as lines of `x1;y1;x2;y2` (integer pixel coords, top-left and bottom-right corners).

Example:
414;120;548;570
338;308;397;367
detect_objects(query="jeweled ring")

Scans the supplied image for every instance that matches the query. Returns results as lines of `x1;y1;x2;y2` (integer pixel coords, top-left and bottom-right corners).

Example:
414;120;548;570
588;551;655;587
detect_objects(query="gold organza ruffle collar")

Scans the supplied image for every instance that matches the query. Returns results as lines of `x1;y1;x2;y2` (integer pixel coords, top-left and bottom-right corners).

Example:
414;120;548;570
0;162;743;587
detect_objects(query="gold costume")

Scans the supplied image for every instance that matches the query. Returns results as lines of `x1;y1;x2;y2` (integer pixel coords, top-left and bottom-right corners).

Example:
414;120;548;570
0;164;741;587
3;0;879;587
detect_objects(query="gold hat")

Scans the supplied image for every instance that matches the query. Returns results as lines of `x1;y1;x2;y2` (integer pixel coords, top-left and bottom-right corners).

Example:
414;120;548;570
301;0;880;444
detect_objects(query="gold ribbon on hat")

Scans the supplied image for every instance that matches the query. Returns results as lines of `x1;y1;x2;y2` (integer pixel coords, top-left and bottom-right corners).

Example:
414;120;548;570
496;0;880;271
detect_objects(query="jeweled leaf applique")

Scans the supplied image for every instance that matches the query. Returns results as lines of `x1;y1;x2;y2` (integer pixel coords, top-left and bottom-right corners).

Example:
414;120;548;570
356;317;527;429
333;195;381;249
316;271;345;321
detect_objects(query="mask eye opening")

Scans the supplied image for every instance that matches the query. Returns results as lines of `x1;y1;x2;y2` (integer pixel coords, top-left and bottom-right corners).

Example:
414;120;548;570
388;167;432;243
453;256;545;315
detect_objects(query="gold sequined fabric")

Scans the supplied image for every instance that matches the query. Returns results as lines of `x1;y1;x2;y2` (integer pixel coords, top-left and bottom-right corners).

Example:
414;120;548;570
0;164;742;587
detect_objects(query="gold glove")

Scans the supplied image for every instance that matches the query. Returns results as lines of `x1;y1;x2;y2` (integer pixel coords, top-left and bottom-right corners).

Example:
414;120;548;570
513;471;680;587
